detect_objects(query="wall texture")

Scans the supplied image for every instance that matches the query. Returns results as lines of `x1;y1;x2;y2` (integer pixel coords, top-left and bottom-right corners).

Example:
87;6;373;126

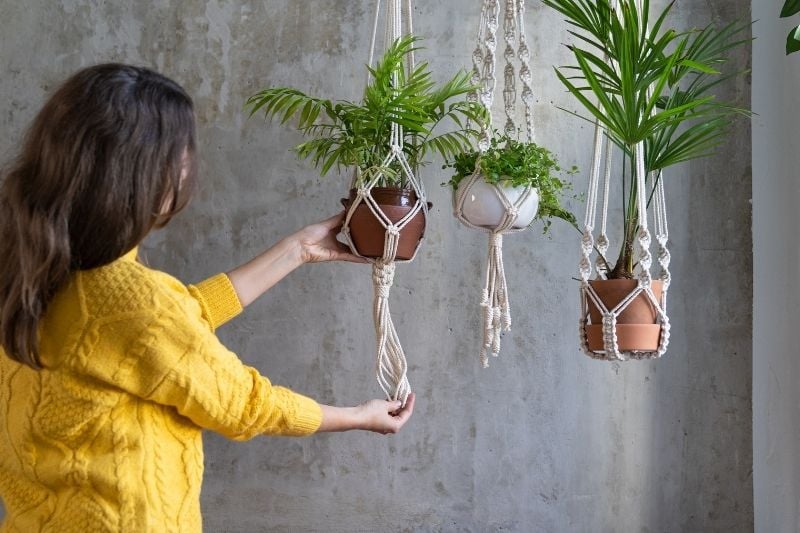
751;5;800;533
0;1;752;531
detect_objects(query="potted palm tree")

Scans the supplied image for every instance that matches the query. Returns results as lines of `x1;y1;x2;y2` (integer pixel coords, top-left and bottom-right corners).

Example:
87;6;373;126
247;36;485;259
445;133;576;232
543;0;751;352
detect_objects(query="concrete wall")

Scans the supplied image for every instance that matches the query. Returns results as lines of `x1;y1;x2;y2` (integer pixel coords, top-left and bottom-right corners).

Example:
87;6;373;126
0;1;752;531
751;5;800;533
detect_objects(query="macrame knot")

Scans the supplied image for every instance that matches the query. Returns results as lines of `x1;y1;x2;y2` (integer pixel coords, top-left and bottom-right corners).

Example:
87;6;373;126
372;262;395;294
489;232;503;249
472;46;483;66
581;229;594;252
637;227;651;248
579;256;592;278
518;42;530;63
357;186;369;198
521;84;534;104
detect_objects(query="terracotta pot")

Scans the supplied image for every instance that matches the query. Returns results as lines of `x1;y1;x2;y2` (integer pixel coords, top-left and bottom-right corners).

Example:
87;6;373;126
340;187;430;260
585;279;664;352
454;176;539;229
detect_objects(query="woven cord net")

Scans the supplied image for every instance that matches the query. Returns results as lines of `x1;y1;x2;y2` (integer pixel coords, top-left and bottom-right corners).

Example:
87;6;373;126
340;0;427;404
455;0;536;367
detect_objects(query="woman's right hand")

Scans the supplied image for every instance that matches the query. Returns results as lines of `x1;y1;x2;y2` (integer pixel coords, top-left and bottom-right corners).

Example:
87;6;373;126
318;393;416;434
292;212;367;264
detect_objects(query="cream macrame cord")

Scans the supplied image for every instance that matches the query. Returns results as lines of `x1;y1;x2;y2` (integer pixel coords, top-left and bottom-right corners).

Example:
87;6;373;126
341;0;427;405
577;0;671;361
455;0;536;367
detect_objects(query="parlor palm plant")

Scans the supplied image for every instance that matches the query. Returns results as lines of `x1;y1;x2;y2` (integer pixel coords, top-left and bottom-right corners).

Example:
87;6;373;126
543;0;751;279
247;35;485;185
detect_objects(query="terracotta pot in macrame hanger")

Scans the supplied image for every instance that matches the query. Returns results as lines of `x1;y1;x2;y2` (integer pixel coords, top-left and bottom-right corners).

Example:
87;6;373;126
341;185;431;260
577;135;671;361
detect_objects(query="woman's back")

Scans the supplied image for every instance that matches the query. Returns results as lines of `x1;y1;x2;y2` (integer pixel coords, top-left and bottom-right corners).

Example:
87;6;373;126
0;250;208;532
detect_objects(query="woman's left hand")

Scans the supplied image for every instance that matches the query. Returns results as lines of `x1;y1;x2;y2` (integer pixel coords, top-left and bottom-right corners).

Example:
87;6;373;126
293;212;367;264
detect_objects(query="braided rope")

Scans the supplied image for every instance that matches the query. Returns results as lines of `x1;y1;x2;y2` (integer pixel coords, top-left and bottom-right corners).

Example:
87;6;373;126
502;0;518;137
478;0;500;151
516;0;534;142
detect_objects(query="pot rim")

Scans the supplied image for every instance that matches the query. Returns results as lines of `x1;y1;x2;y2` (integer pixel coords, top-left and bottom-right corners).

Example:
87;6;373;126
348;186;418;195
462;172;540;191
588;278;665;286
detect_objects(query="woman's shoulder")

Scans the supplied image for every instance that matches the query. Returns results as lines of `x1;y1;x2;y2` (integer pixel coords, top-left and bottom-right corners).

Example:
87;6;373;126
75;256;192;321
38;258;190;369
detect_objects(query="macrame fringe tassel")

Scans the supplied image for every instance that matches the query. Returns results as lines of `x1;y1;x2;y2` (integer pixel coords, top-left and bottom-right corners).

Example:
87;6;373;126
372;261;411;405
479;233;511;367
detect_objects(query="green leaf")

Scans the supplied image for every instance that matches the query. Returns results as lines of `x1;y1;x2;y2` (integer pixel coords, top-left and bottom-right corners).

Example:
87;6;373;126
788;25;800;54
782;0;800;18
246;34;484;176
678;59;721;74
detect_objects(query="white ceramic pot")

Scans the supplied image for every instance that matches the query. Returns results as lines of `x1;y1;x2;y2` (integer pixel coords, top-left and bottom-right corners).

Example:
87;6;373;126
455;176;539;230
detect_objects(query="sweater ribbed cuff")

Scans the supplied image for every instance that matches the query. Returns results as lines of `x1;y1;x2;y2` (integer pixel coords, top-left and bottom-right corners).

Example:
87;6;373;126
189;273;243;330
289;393;323;436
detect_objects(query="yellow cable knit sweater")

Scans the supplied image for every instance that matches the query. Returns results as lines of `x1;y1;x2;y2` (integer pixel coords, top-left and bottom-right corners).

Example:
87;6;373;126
0;248;323;532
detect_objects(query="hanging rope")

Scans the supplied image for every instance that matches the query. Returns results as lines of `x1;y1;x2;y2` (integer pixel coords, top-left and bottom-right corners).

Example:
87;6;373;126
577;0;671;361
341;0;426;405
455;0;537;366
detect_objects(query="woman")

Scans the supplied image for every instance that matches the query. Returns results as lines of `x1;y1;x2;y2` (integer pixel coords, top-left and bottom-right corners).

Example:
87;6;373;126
0;63;414;532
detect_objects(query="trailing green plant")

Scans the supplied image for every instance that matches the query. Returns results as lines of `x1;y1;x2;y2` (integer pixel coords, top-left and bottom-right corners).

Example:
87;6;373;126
445;134;577;232
246;35;486;188
782;0;800;54
542;0;751;278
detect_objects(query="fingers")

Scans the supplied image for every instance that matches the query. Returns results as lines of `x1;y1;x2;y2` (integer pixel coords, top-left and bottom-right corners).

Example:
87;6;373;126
333;243;368;263
380;393;415;435
338;253;369;264
319;211;346;230
393;393;415;426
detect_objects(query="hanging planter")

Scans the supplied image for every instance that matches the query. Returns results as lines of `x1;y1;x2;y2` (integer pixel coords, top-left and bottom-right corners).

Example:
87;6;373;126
584;275;664;352
543;0;751;360
340;187;426;260
455;178;539;230
246;4;485;402
448;0;576;368
448;136;575;367
340;168;432;261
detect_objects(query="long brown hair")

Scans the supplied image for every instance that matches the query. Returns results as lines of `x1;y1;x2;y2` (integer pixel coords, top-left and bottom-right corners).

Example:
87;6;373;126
0;63;197;368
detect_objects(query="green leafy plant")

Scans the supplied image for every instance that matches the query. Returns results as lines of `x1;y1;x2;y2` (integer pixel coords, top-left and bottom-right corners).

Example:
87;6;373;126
782;0;800;54
445;134;577;232
246;35;486;187
543;0;751;278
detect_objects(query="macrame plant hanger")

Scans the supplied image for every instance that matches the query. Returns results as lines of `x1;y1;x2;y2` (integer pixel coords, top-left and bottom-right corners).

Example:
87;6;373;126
578;0;671;361
454;0;536;367
340;0;427;405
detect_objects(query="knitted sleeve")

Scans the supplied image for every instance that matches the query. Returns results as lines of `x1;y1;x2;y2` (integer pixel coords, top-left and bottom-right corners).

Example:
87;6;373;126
187;273;243;331
78;279;322;440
